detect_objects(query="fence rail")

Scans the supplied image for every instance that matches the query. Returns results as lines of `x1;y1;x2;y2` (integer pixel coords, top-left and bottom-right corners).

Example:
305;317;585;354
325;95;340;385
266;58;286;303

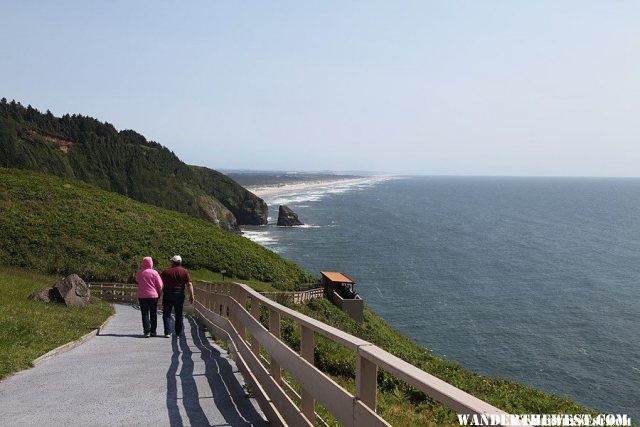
88;283;198;312
88;282;138;303
260;287;325;304
192;281;525;427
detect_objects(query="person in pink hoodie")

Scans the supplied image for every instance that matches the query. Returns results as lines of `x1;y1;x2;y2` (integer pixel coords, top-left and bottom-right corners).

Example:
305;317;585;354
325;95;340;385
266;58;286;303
135;256;164;337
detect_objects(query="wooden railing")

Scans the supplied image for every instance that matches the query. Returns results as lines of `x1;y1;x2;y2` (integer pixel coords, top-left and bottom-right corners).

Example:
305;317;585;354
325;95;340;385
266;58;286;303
88;282;138;303
260;287;325;304
87;283;190;311
193;281;522;427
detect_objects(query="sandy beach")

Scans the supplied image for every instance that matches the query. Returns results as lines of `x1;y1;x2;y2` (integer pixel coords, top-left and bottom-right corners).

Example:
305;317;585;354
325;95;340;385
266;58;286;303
246;177;376;199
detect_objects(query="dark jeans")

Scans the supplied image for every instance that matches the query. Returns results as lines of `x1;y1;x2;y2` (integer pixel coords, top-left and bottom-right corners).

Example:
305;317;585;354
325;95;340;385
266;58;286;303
138;297;158;334
163;291;185;336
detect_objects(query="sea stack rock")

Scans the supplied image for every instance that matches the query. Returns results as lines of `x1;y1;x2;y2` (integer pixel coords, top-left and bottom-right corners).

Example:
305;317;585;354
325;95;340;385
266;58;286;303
277;205;304;226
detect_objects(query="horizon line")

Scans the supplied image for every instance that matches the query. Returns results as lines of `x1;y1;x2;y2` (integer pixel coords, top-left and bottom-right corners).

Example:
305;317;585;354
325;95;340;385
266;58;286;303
219;169;640;180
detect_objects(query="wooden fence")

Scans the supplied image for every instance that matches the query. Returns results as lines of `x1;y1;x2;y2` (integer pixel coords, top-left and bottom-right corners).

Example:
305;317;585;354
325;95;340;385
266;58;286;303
87;283;195;311
89;283;326;307
192;281;524;427
260;287;325;304
88;282;138;303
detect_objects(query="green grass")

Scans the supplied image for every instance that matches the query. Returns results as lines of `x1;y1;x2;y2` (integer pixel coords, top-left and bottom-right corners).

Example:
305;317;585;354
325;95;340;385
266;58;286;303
0;266;114;380
0;168;313;290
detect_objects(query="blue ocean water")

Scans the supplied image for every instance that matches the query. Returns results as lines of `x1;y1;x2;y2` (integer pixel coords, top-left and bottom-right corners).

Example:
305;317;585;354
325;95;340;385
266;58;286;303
243;176;640;418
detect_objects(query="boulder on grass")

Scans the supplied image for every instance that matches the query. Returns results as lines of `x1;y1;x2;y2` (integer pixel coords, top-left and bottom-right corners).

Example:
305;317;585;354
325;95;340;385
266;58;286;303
51;274;90;307
28;287;54;302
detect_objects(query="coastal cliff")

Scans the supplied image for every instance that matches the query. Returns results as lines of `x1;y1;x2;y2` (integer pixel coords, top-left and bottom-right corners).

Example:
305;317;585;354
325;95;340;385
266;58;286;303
189;165;268;225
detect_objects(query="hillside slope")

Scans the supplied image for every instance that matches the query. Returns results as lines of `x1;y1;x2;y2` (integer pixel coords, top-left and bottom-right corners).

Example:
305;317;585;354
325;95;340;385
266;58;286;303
0;99;268;231
0;168;310;289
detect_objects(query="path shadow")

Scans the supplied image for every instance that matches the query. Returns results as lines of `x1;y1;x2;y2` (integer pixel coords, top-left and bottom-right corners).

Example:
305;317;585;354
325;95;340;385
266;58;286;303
165;317;266;426
96;333;146;338
177;332;211;426
187;317;267;426
167;335;183;426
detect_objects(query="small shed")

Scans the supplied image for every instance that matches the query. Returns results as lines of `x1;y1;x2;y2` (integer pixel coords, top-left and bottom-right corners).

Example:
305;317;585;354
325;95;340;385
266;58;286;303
321;271;363;322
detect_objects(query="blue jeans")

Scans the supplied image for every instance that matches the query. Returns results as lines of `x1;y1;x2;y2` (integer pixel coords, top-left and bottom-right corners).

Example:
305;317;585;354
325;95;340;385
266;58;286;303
138;298;158;335
162;291;185;336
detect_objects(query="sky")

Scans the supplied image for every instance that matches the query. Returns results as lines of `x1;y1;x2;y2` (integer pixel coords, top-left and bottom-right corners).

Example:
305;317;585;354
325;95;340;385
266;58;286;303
2;1;639;177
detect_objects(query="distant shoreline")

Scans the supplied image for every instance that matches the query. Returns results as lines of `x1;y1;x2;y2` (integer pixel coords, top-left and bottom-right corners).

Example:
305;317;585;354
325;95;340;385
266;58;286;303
246;177;374;199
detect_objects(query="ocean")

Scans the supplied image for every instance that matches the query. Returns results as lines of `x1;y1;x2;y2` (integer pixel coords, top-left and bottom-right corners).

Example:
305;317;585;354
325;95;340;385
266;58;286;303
242;176;640;418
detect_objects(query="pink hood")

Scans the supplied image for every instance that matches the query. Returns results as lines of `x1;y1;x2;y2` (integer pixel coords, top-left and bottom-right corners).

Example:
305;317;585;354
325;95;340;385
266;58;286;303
142;256;153;269
135;257;163;298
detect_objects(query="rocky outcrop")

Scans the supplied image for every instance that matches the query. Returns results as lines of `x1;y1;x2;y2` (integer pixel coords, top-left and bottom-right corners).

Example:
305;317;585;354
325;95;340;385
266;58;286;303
237;194;269;225
52;274;90;306
28;274;91;306
29;287;54;302
197;194;240;232
277;205;303;226
189;165;269;226
27;129;73;153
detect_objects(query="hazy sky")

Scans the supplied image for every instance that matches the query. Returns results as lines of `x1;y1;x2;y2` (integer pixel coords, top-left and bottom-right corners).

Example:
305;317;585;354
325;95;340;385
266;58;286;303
2;1;639;176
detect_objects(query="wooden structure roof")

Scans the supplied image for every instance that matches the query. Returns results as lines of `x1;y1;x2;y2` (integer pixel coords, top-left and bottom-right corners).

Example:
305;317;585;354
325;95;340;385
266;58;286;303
320;271;354;284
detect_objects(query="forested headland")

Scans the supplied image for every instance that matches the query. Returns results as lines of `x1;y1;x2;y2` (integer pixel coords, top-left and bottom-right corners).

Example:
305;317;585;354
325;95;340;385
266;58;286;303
0;99;267;232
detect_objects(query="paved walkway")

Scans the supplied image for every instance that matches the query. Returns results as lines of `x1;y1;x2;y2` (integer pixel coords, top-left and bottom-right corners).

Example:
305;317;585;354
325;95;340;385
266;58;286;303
0;304;268;426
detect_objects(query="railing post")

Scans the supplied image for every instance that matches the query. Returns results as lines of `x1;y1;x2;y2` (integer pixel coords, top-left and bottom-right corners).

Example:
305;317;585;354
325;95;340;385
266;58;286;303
300;325;315;422
269;308;281;384
223;283;230;317
212;284;216;311
251;297;261;358
356;354;377;411
230;285;245;339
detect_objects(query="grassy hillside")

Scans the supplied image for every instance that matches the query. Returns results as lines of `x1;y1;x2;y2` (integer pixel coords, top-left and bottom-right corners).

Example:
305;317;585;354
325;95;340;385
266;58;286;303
0;99;268;230
0;168;312;289
0;266;114;379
